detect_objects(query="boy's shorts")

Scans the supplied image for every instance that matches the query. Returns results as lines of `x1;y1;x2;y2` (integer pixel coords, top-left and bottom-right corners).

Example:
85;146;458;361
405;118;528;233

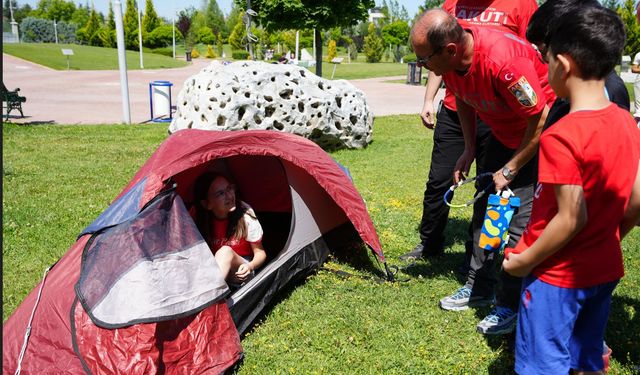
515;275;619;375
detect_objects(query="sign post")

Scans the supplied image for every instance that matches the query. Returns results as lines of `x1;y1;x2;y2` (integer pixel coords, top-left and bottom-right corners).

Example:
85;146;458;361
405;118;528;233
330;57;344;80
61;49;74;70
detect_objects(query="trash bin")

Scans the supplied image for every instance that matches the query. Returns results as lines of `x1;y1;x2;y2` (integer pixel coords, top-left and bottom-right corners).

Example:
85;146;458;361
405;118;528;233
186;51;192;62
406;62;422;85
149;80;173;123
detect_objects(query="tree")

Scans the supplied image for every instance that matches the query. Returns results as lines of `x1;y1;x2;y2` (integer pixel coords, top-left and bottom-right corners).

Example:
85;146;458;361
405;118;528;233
224;2;242;40
77;6;101;46
618;0;640;56
420;0;444;13
107;1;115;30
327;39;337;61
381;19;409;62
142;0;161;33
33;0;76;22
363;22;384;63
70;5;89;26
236;0;374;77
176;8;194;48
205;0;225;36
601;0;617;10
123;0;140;50
228;11;246;50
216;32;224;56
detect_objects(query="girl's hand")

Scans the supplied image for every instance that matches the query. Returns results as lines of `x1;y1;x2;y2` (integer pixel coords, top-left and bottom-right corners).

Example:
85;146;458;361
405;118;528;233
235;263;252;281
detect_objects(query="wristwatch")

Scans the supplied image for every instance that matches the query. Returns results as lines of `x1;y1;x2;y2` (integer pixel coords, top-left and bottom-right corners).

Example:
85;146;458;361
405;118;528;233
502;166;516;181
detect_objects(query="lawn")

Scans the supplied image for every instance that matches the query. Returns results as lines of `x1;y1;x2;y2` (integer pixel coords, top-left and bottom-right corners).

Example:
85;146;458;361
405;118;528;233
3;119;639;373
3;43;188;70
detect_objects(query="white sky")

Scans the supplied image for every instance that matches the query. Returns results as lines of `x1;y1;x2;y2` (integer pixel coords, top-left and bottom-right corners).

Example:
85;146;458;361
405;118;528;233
17;0;424;21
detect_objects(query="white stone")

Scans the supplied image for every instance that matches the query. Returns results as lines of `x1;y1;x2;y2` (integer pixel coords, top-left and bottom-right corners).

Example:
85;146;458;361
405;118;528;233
169;60;374;149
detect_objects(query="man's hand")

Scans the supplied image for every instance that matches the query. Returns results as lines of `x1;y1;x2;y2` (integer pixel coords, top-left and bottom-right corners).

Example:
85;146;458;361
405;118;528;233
502;251;533;277
235;263;253;282
493;170;511;192
453;148;475;183
420;100;437;129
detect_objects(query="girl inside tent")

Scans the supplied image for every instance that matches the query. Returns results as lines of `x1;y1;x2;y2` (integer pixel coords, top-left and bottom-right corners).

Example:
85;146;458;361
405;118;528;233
193;172;267;285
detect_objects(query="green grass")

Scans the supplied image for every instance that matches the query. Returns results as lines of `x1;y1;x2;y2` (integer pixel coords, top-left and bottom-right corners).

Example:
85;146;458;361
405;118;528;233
3;43;188;70
625;82;635;105
3;118;639;373
319;61;407;80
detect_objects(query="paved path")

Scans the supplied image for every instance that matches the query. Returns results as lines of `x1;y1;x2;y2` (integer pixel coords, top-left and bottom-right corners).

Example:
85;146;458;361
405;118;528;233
2;53;441;125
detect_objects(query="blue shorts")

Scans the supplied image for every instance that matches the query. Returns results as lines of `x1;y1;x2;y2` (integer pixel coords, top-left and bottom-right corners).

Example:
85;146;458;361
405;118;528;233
515;275;619;375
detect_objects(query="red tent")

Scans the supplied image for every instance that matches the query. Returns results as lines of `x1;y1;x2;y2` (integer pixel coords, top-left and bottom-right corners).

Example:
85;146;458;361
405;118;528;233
3;130;386;374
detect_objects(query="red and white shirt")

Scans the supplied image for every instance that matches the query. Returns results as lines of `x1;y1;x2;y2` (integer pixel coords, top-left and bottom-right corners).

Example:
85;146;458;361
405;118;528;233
441;0;538;111
442;26;555;149
211;202;263;257
510;104;640;288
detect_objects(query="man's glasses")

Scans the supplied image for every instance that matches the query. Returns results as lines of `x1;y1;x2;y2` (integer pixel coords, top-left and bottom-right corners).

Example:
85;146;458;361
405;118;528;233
212;184;235;199
416;48;442;67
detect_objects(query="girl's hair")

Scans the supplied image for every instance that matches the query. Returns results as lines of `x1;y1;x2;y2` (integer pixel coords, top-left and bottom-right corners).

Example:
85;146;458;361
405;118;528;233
193;172;252;246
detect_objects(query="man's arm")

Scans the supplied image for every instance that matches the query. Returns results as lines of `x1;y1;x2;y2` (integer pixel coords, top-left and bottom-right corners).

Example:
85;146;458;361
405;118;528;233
503;184;587;277
420;71;442;129
453;97;477;183
494;106;549;191
621;161;640;237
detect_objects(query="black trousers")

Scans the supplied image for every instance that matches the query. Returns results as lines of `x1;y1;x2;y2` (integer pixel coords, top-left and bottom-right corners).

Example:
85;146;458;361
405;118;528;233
464;136;536;311
418;106;491;254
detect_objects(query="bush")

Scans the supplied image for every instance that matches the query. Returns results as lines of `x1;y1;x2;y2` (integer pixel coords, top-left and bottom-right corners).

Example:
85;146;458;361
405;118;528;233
327;39;337;61
196;26;216;45
402;53;416;63
147;25;181;49
363;23;384;63
56;20;77;44
348;42;358;61
20;17;55;43
205;44;216;58
151;47;174;57
191;47;200;58
232;50;250;60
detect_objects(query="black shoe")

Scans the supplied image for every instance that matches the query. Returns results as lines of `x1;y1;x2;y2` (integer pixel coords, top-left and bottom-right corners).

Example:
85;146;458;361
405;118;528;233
399;244;425;261
399;243;443;261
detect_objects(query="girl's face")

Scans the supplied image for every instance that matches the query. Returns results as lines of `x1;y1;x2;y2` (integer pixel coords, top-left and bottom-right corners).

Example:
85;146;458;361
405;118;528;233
202;176;236;219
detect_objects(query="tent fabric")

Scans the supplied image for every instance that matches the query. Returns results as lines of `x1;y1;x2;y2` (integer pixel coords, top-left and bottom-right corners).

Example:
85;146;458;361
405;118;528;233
76;191;229;328
3;129;384;374
115;129;384;261
72;298;242;375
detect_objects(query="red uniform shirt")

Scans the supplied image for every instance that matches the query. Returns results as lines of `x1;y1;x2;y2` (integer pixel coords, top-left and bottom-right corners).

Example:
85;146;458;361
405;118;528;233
441;0;538;111
442;26;555;149
511;104;640;288
210;204;263;257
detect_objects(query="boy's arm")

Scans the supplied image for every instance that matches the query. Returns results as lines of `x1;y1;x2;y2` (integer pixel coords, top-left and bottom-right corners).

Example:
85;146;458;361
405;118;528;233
503;184;587;277
620;161;640;238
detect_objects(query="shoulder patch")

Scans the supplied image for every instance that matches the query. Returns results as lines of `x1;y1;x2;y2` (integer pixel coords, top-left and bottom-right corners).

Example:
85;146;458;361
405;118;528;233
508;76;538;107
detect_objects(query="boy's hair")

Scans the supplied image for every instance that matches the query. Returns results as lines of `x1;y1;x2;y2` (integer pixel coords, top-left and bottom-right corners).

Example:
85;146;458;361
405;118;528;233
526;0;600;45
547;6;625;80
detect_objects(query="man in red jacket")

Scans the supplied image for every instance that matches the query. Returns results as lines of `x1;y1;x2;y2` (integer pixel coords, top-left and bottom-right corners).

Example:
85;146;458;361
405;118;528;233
410;9;555;335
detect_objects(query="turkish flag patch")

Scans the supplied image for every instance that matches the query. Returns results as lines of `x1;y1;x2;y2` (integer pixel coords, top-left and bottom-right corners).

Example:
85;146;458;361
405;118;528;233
508;76;538;107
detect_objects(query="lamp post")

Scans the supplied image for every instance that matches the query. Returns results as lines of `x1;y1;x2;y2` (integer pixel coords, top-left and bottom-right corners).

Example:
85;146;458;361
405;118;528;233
114;0;131;124
137;6;144;69
8;0;19;43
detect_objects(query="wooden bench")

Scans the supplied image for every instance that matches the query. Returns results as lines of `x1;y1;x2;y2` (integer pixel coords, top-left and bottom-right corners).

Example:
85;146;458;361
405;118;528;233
2;82;26;121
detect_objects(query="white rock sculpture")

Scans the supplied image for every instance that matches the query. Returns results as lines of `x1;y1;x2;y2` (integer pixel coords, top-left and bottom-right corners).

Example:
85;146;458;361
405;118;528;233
169;60;374;149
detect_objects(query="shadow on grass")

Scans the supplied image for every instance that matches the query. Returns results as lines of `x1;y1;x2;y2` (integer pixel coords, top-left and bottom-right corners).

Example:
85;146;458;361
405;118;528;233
393;217;472;283
606;295;640;367
7;118;56;126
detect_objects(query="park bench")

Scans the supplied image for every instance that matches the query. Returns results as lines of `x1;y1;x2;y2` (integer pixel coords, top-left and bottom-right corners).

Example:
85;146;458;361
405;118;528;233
2;82;26;121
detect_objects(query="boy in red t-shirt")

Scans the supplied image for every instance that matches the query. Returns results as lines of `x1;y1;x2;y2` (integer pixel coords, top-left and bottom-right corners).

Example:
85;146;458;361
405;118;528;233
503;7;640;374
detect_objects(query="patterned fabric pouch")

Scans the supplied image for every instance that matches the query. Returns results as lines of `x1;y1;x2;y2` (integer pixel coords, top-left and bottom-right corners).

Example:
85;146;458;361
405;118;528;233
478;189;520;252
